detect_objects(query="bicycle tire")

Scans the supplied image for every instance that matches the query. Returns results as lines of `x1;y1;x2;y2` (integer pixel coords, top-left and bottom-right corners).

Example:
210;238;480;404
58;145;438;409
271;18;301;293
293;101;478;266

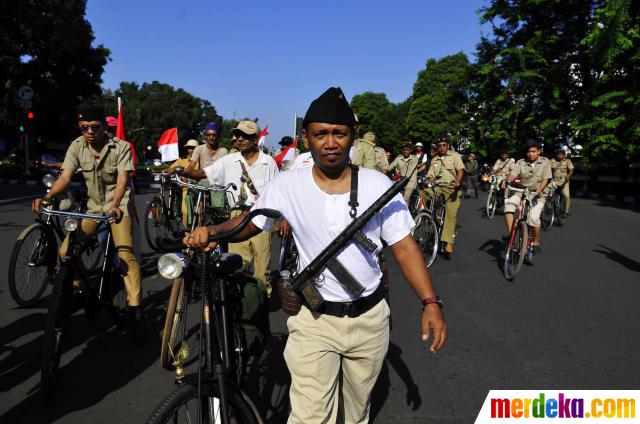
503;220;528;280
145;198;164;251
412;212;439;268
540;197;555;231
486;189;497;219
8;223;55;307
161;277;186;369
554;193;566;227
145;380;262;424
41;265;71;398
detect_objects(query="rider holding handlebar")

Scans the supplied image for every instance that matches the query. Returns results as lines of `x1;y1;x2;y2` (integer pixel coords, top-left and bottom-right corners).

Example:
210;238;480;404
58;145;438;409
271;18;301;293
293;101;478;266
32;105;142;323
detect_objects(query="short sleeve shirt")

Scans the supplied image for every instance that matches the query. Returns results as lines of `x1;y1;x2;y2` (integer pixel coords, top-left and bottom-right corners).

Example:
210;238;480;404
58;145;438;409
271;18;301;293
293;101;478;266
510;157;552;191
62;136;135;215
550;158;574;182
389;155;419;186
493;158;515;177
374;147;390;173
252;167;414;302
191;145;228;169
427;151;465;183
203;151;279;208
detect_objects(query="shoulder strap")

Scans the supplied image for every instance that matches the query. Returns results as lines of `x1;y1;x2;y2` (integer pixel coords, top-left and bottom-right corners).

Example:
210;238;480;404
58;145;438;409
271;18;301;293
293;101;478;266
239;161;259;197
349;164;359;218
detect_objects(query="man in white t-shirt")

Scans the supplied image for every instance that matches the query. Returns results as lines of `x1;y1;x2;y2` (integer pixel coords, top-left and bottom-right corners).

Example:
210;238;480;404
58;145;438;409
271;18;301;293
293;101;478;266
185;120;279;292
185;87;446;423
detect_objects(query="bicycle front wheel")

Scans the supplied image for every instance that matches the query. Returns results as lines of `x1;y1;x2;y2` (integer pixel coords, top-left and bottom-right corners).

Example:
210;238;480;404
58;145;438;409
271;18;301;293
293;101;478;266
41;264;72;398
8;223;55;307
540;198;555;231
412;212;439;268
145;198;163;251
554;193;566;227
145;381;262;424
503;221;528;280
161;277;186;369
486;189;497;219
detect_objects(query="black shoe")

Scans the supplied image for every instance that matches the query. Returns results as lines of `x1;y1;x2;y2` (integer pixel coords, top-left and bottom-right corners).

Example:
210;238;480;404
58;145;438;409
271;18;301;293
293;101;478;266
532;245;541;255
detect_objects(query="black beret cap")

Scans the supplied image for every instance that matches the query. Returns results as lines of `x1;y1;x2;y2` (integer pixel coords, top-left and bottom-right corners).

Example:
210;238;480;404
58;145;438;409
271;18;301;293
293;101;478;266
303;87;356;127
279;136;293;146
77;104;106;123
526;138;541;148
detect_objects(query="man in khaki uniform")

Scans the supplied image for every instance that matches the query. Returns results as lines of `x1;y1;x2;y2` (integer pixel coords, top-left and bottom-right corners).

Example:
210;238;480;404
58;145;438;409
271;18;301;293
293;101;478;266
504;139;552;253
373;145;390;174
550;148;574;215
32;106;142;321
352;131;376;169
424;138;465;254
492;150;515;189
389;144;420;203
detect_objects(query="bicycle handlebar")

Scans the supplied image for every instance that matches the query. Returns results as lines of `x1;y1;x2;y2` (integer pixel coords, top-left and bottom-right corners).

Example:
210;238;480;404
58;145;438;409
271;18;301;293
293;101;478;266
172;174;237;193
40;206;115;223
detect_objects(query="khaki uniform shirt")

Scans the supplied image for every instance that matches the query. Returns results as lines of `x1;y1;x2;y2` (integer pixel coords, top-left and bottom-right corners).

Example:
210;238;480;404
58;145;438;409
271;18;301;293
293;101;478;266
493;158;515;177
191;144;228;169
352;139;376;169
62;136;135;215
374;147;389;173
169;157;198;170
427;151;465;183
510;157;552;193
550;158;574;183
389;155;419;187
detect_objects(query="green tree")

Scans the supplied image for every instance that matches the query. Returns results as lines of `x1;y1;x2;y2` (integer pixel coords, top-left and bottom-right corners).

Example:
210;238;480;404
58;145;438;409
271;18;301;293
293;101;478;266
0;0;110;148
406;53;472;147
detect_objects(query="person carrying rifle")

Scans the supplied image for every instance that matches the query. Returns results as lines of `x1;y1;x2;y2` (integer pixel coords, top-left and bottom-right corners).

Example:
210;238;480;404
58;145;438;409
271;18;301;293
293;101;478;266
185;87;447;423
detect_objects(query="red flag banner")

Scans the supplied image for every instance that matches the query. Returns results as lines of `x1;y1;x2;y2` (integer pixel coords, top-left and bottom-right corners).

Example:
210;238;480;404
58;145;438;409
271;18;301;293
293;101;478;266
157;128;179;162
274;137;298;168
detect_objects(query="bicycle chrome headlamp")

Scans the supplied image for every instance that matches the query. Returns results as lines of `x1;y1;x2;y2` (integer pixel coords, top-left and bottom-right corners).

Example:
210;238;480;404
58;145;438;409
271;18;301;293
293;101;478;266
64;218;79;232
42;173;56;188
158;253;189;279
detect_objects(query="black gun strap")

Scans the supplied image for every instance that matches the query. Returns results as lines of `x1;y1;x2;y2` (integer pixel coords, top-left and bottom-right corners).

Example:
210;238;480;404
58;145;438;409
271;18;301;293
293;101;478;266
326;257;366;297
349;164;378;253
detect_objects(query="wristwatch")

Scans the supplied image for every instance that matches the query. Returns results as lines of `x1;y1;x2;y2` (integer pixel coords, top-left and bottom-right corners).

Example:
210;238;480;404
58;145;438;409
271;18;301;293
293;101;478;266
421;296;443;310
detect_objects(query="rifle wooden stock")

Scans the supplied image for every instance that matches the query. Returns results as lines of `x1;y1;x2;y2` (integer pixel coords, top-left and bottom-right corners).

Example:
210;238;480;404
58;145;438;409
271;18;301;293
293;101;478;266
290;176;409;292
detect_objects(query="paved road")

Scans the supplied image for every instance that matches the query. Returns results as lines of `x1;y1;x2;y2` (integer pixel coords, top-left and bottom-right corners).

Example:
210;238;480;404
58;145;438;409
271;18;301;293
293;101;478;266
1;185;639;423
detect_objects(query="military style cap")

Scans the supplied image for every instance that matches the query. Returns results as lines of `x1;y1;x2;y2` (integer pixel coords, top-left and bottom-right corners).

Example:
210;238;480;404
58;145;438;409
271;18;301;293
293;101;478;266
77;105;106;123
526;138;541;148
279;136;293;146
184;139;199;148
363;132;376;143
303;87;356;127
231;120;260;136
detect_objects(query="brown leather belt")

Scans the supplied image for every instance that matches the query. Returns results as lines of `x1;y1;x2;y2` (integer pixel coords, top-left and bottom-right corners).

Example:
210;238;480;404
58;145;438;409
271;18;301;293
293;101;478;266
307;283;385;318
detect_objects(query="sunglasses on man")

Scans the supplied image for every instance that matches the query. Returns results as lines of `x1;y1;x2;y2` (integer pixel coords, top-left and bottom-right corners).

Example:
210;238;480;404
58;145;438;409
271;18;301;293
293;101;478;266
205;132;218;137
80;124;103;133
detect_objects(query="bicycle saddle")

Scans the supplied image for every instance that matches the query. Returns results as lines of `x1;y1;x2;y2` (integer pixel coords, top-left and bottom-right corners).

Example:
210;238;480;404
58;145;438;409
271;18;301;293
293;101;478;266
214;253;243;275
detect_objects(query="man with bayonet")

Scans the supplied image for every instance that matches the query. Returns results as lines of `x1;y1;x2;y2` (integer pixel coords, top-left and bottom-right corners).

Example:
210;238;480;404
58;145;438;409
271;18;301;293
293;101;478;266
185;87;447;423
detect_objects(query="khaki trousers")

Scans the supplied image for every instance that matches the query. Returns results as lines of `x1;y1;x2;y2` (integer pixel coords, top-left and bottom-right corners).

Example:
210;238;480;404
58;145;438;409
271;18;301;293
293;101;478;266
59;217;142;306
561;181;571;213
419;186;461;244
228;210;272;293
284;300;390;424
403;184;416;205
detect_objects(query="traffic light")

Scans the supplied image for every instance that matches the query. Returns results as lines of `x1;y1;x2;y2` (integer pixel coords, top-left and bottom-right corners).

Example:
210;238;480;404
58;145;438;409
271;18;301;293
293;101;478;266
19;125;25;133
27;111;34;119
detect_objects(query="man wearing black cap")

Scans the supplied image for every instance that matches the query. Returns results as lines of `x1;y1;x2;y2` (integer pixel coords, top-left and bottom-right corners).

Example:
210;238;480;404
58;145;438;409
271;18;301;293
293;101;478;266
32;105;142;324
185;87;446;423
276;136;299;171
504;139;552;253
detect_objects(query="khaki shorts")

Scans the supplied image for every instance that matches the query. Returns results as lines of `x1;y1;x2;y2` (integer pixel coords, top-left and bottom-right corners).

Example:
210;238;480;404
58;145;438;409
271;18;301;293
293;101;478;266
504;193;545;227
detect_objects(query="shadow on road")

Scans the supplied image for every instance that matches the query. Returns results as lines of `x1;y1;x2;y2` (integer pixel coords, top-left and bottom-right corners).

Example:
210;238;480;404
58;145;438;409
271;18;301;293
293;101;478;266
593;244;640;272
370;342;422;422
478;239;504;271
0;286;170;424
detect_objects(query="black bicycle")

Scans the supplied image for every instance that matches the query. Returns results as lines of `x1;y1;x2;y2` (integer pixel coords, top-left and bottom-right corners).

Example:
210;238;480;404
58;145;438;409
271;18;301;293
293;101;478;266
540;182;568;230
8;173;95;307
147;208;281;424
145;172;184;251
39;201;127;398
485;175;505;220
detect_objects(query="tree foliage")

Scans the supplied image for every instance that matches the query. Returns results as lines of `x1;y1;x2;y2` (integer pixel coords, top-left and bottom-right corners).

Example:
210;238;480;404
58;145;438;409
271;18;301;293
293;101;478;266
0;0;110;145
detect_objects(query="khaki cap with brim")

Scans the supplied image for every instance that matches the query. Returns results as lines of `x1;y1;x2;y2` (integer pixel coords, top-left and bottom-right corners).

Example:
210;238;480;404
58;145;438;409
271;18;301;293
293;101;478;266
231;120;260;136
184;139;199;148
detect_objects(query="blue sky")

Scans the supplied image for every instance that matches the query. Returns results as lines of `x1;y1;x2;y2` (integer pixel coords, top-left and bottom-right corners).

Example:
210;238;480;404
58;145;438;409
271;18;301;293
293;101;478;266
87;0;489;150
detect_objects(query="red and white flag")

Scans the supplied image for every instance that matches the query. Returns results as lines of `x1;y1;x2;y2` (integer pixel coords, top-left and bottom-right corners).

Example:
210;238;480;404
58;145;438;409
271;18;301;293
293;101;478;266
257;125;268;148
116;97;137;165
157;128;179;162
274;137;298;168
